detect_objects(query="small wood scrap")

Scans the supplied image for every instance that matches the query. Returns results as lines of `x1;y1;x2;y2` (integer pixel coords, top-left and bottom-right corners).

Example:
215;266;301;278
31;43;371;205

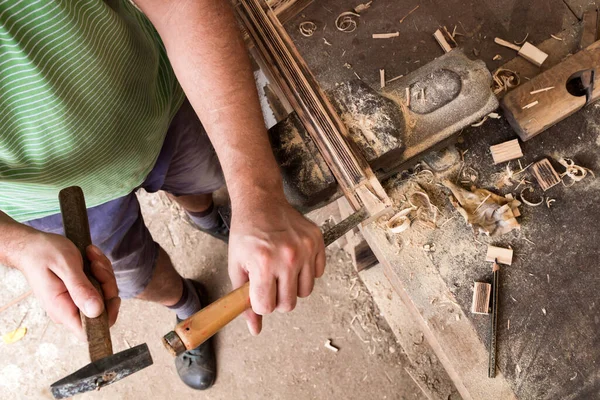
373;32;399;39
405;87;410;107
471;112;501;127
299;21;317;37
324;339;339;352
559;158;595;186
433;29;453;53
379;69;385;89
443;180;521;236
323;37;332;46
530;86;554;94
492;68;520;94
522;100;538;109
471;282;491;314
490;139;523;164
550;34;563;41
442;26;458;47
399;5;419;23
2;327;27;344
493;54;502;61
353;1;372;13
335;11;360;33
531;158;561;191
486;245;513;265
494;37;548;67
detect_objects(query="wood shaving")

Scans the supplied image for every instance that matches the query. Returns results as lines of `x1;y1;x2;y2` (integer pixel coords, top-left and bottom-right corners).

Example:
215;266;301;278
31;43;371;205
570;372;578;381
493;54;502;61
335;11;360;33
542;308;547;315
406;87;410;107
399;5;419;23
386;208;414;233
299;21;317;37
324;339;339;352
443;180;521;236
386;74;404;84
354;71;361;80
2;327;27;344
559;158;595;186
492;68;520;94
522;100;538;109
550;34;563;41
530;86;554;94
353;1;372;13
343;63;352;69
443;26;458;46
514;33;529;45
546;198;555;208
323;38;332;46
520;187;543;206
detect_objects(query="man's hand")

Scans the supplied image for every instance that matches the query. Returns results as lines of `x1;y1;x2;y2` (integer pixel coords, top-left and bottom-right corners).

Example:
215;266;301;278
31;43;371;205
228;194;326;335
2;223;120;341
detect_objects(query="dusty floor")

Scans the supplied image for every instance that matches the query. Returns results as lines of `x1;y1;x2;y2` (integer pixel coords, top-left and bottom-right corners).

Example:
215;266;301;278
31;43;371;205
0;190;425;400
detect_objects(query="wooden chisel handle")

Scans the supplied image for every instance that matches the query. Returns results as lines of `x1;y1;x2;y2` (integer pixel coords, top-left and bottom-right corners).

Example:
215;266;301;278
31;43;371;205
59;186;113;362
163;207;370;356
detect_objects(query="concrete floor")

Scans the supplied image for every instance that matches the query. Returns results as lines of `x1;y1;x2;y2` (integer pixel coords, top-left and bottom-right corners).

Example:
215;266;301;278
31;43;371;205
0;190;425;400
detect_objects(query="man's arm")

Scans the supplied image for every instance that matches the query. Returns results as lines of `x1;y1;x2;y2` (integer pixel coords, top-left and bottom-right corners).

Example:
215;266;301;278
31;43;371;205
134;0;326;334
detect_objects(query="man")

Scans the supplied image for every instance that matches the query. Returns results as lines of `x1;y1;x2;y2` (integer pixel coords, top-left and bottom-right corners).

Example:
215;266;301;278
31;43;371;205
0;0;325;390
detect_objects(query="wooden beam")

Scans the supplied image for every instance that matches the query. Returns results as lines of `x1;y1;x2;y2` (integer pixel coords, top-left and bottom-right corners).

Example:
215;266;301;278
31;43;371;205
501;40;600;141
237;0;390;214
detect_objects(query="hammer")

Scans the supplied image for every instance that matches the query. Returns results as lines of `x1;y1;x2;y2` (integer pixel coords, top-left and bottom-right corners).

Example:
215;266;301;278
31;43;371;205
162;207;370;356
50;187;153;399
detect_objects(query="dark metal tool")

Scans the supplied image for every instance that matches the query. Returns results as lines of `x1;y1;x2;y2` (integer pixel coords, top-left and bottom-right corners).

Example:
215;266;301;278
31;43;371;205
50;187;153;399
163;207;370;356
488;260;500;378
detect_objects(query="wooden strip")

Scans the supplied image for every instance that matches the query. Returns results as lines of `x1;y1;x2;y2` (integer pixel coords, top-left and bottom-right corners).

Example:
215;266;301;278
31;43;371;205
433;29;452;53
494;37;521;51
237;0;390;213
471;282;491;314
531;158;561;191
517;42;548;67
270;0;314;24
486;245;513;265
379;69;385;89
489;139;523;164
372;32;399;39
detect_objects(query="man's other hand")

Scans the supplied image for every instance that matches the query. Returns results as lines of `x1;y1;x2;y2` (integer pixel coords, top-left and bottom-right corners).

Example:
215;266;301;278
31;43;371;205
228;195;326;336
10;230;120;341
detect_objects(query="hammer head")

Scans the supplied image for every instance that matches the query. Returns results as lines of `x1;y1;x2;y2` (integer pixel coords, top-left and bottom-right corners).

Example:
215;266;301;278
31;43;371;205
50;343;152;399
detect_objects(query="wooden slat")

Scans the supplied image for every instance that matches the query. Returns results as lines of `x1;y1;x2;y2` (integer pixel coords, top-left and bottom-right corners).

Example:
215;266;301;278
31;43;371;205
489;139;523;164
237;0;389;213
471;282;491;314
580;8;599;50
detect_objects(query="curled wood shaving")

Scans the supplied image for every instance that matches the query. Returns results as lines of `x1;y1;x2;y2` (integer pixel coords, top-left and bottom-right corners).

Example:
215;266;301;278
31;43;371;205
299;21;317;37
353;1;372;13
520;187;543;206
336;11;360;33
492;68;520;94
514;33;529;45
546;198;555;208
386;214;411;233
559;158;595;186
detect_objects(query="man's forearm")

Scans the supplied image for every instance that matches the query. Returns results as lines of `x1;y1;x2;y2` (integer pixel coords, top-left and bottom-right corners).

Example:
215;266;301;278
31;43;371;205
137;0;284;209
0;211;36;269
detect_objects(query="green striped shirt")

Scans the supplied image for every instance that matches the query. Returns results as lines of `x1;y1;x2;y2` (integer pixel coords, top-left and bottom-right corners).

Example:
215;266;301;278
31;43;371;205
0;0;185;222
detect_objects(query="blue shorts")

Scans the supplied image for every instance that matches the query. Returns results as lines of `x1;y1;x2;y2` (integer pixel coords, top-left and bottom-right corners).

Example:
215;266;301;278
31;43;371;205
24;100;225;298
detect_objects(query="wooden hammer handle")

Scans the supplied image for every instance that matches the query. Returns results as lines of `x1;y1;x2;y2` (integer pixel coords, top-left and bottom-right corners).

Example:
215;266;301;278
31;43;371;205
59;186;113;362
175;282;251;350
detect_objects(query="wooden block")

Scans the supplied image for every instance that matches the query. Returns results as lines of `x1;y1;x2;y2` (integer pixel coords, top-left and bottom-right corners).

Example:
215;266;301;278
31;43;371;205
489;139;523;164
373;32;399;39
471;282;491;314
517;42;549;67
580;8;599;50
531;158;561;191
433;29;452;53
486;245;513;265
501;41;600;141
